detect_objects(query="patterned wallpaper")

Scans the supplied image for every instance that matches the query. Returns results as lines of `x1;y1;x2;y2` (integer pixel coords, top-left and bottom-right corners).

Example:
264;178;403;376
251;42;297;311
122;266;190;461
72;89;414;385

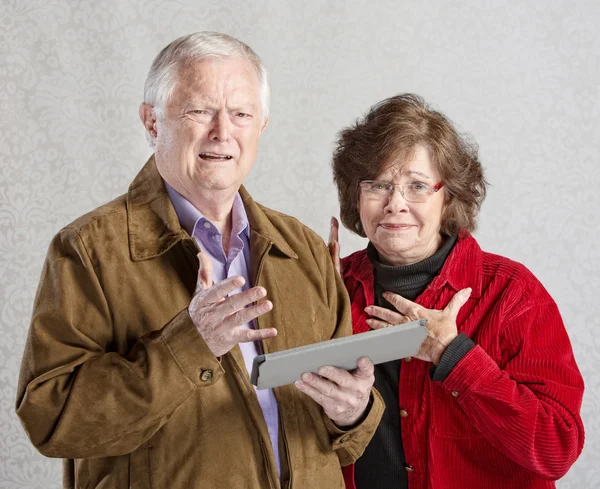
1;1;598;487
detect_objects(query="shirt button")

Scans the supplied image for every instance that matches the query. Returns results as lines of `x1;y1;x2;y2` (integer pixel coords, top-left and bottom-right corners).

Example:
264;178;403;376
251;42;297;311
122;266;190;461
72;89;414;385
203;221;211;229
200;369;213;381
404;464;414;472
404;356;412;362
451;390;459;398
400;409;408;418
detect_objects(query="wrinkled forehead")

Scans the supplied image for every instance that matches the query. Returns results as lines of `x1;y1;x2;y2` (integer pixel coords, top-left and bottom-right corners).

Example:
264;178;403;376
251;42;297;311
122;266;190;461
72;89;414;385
378;144;439;181
175;56;262;102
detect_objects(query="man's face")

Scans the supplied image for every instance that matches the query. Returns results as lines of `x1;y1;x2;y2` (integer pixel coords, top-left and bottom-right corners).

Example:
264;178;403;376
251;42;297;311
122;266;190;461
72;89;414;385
144;57;266;202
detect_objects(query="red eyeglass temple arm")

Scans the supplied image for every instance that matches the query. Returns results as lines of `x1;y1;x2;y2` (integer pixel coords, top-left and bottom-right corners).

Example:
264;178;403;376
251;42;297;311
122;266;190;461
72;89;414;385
433;182;444;192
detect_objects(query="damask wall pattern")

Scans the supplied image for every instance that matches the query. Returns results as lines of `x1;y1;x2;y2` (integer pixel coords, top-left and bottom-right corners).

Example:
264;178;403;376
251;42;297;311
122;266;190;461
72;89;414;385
1;1;598;487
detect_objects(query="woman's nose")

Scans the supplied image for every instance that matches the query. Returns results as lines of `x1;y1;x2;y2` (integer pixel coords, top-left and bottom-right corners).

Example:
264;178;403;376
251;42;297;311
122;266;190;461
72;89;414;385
384;187;409;213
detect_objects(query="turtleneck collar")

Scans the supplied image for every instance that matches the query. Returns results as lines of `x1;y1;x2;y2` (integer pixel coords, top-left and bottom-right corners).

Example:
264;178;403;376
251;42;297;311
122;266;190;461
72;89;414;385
367;235;457;304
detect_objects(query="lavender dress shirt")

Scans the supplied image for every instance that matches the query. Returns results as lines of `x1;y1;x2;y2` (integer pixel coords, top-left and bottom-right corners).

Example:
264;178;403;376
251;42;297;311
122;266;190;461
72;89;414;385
165;183;281;475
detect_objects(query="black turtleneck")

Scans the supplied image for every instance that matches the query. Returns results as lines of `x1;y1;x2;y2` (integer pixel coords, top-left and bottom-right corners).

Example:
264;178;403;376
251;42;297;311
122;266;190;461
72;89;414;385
354;236;473;489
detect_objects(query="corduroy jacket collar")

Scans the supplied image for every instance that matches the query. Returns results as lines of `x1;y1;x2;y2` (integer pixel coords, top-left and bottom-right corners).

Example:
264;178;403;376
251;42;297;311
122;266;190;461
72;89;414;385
126;155;297;262
342;231;484;300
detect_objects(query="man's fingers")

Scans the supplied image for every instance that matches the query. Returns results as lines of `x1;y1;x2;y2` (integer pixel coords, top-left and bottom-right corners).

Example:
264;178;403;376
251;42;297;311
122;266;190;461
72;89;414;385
318;365;355;389
444;287;471;320
298;371;340;398
354;356;374;380
234;326;277;344
217;286;267;316
294;375;330;405
365;305;405;325
200;275;246;305
196;252;214;291
225;299;273;327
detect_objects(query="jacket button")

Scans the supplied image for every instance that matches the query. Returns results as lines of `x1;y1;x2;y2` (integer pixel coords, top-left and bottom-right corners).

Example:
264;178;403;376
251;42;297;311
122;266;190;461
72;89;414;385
400;409;408;418
451;390;459;398
404;356;412;362
404;464;414;472
200;369;213;381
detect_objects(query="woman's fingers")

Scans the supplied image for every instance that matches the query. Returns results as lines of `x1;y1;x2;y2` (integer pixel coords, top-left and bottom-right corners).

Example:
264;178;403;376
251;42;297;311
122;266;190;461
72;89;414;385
444;288;472;320
328;217;342;275
364;305;406;325
381;291;422;319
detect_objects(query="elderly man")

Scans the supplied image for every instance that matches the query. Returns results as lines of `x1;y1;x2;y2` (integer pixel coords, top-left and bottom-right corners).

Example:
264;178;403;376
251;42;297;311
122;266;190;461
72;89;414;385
15;32;383;489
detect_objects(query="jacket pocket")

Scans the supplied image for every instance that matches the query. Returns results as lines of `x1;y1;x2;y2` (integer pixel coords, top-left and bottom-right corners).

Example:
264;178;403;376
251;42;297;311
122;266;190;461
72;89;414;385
429;381;484;439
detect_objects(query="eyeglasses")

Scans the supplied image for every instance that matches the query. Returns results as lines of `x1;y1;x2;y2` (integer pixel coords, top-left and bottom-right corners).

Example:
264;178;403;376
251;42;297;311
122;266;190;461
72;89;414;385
359;180;444;203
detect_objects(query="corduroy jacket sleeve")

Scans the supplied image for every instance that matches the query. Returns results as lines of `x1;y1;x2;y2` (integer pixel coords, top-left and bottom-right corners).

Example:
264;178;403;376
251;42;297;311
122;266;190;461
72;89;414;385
15;227;223;459
441;279;585;480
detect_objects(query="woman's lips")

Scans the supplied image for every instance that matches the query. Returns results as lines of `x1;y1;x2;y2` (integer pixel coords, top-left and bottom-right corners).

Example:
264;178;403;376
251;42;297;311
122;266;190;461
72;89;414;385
379;223;414;231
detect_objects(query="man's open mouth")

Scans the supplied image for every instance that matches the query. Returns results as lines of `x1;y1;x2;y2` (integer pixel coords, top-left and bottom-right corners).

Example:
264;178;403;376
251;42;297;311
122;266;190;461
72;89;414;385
199;152;233;161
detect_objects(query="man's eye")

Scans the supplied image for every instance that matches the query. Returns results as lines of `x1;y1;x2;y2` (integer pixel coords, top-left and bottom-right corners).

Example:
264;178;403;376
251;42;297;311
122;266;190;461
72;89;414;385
236;112;250;118
192;110;207;115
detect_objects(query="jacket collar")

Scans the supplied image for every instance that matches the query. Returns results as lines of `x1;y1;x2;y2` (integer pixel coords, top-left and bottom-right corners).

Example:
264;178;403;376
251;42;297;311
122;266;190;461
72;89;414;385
238;186;298;260
127;156;297;261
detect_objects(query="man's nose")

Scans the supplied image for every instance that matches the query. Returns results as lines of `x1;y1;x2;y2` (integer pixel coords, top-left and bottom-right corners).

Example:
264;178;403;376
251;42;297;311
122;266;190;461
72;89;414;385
208;112;230;142
384;186;409;213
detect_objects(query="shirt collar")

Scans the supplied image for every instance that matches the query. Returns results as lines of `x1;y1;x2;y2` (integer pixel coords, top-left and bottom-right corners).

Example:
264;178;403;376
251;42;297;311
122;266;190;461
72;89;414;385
126;155;297;261
165;182;250;239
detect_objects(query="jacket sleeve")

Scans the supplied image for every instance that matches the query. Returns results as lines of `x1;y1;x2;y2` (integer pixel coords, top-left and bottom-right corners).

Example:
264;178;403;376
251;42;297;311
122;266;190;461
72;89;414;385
442;282;585;480
313;240;384;466
15;227;224;459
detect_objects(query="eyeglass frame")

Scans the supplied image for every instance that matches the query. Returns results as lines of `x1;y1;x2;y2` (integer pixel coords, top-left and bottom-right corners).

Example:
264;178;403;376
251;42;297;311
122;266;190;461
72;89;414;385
359;179;444;203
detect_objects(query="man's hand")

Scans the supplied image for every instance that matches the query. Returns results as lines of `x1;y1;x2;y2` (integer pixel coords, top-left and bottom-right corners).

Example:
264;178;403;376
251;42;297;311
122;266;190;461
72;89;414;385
295;357;374;427
365;288;471;364
328;216;342;276
188;252;276;357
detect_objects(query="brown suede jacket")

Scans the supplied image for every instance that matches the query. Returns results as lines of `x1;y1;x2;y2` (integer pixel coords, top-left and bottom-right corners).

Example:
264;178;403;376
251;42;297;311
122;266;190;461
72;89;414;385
16;157;383;489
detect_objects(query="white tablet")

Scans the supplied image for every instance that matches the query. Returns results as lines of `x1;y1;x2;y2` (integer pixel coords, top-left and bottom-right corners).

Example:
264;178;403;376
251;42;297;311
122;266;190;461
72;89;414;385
250;319;427;390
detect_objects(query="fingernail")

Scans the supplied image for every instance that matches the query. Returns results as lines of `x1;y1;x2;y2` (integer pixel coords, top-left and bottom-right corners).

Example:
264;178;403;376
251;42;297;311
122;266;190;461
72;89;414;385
256;287;266;297
235;277;245;286
301;372;311;382
464;288;472;295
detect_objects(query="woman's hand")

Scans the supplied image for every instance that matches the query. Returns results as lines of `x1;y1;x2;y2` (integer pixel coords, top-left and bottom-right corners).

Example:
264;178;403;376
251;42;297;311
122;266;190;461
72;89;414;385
365;288;471;365
328;216;342;276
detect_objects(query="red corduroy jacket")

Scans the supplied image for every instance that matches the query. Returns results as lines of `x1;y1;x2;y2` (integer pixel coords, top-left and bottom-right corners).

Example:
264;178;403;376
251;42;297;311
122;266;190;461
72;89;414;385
341;233;584;489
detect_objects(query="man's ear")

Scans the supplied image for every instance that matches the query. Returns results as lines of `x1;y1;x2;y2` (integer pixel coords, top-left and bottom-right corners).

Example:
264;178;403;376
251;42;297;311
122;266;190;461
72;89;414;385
259;116;269;135
139;103;158;138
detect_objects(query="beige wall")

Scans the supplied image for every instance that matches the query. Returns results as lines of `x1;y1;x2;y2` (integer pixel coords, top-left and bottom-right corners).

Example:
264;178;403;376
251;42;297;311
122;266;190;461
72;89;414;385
1;1;598;487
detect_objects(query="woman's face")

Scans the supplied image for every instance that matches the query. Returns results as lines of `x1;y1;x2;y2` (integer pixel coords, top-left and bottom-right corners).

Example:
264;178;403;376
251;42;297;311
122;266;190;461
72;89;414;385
359;146;446;266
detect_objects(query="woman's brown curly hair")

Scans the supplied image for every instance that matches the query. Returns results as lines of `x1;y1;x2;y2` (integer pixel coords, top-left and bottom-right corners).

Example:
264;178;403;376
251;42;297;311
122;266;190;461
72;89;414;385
332;93;487;237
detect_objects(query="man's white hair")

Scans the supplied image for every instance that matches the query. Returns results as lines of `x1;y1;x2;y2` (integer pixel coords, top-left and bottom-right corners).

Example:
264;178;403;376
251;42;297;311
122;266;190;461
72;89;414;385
143;31;270;147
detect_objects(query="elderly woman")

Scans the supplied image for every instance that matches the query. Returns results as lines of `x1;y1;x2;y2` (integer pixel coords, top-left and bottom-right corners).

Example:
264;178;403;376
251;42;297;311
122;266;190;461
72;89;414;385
328;94;584;489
